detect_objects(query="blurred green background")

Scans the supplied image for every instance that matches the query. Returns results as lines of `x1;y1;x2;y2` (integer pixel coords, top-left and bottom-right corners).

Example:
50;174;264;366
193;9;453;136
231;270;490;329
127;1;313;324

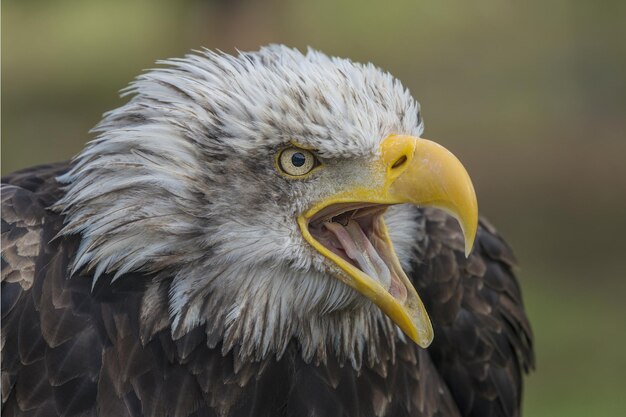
3;0;626;415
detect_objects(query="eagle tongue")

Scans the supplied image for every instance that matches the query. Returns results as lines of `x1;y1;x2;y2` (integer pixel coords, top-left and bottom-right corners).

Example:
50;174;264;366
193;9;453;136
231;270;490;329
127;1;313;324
324;220;392;289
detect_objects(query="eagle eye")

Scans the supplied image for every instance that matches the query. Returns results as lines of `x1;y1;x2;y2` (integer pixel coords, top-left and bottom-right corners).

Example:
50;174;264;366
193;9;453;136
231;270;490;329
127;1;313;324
277;147;320;177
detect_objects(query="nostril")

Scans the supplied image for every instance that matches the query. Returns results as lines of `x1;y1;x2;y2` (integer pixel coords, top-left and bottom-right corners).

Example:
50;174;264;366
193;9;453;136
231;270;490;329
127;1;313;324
391;155;408;170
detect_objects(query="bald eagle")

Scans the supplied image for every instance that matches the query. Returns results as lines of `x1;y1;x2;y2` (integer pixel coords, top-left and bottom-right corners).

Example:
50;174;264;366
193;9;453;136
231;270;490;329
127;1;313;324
1;45;533;417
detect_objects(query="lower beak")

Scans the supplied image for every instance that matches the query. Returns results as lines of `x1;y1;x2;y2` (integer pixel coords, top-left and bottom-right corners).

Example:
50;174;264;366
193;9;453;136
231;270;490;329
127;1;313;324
298;135;478;347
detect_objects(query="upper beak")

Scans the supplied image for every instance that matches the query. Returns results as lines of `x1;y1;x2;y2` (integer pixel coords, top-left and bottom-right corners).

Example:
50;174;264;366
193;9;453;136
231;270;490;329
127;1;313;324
381;135;478;256
298;135;478;347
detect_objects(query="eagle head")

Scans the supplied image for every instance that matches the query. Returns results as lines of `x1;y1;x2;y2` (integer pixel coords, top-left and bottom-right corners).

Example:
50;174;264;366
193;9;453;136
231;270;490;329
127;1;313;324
56;45;477;367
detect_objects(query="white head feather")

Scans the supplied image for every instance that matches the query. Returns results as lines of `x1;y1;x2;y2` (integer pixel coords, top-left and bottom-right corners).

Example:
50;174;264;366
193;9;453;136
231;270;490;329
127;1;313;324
55;45;426;368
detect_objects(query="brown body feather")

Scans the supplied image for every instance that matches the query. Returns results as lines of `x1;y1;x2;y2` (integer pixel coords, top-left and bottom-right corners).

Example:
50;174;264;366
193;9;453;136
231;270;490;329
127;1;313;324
1;163;533;417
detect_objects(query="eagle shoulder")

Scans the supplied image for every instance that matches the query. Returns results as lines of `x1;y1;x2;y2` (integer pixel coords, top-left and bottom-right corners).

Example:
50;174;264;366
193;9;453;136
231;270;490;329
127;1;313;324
1;186;45;291
412;208;534;417
2;163;70;306
1;163;104;415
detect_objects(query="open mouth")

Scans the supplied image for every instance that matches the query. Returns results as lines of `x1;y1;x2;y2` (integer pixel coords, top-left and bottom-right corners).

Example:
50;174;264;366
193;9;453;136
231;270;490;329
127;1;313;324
307;203;408;304
295;135;478;347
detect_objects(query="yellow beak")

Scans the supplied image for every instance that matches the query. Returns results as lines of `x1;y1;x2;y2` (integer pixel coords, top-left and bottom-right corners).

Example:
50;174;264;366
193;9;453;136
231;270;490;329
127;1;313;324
297;135;478;347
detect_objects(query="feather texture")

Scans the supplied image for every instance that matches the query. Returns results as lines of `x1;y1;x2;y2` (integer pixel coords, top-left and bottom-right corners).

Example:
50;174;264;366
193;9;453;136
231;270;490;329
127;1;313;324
412;209;534;417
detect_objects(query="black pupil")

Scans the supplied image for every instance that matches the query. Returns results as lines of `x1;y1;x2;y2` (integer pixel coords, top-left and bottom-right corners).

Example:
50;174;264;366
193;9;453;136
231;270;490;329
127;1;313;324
291;152;306;167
